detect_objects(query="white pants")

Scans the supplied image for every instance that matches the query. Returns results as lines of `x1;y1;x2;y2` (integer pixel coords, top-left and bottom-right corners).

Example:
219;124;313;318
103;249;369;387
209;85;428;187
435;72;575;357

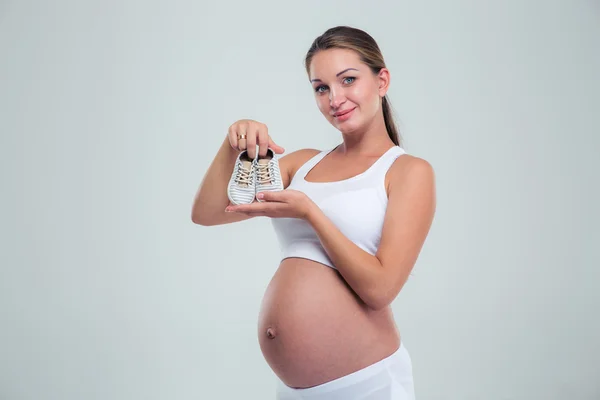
275;342;415;400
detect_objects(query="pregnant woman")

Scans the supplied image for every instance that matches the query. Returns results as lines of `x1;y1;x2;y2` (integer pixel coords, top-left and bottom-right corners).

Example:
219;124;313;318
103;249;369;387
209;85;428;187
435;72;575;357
191;26;436;400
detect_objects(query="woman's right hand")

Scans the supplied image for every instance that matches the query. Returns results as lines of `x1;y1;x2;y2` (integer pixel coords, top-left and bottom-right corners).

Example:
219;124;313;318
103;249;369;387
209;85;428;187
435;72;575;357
227;119;285;159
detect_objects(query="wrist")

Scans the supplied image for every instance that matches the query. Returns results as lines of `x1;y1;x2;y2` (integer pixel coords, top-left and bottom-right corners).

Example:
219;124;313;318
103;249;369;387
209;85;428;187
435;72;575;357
304;201;321;223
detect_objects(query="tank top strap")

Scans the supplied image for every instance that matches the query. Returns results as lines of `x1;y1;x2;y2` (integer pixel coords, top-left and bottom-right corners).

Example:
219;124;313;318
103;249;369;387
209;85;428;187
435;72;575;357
365;146;407;185
373;146;407;174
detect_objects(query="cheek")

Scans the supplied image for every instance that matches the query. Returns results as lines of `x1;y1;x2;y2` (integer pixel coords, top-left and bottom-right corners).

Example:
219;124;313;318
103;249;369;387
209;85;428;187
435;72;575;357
349;84;377;107
316;97;330;114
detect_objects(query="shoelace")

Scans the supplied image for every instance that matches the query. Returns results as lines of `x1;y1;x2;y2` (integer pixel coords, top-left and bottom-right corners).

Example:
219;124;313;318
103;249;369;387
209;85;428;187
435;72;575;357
235;162;253;185
255;162;273;185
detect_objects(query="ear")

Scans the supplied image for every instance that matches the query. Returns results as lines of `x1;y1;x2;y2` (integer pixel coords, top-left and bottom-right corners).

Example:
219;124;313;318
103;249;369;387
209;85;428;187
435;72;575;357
377;68;391;97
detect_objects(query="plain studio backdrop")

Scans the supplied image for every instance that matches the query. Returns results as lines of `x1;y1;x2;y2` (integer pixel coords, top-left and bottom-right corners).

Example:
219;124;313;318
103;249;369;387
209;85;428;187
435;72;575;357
1;0;599;399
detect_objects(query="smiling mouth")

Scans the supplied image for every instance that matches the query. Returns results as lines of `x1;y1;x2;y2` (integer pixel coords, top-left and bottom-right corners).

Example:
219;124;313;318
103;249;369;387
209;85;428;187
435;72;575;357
334;107;356;117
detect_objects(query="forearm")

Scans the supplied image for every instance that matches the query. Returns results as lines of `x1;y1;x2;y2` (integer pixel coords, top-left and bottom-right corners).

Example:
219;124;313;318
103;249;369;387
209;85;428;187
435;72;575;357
191;137;247;225
306;205;389;310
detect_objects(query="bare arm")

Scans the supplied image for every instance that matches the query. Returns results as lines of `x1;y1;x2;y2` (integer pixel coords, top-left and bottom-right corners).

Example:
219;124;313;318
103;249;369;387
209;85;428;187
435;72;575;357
191;140;320;226
306;156;436;310
191;120;290;226
191;136;254;225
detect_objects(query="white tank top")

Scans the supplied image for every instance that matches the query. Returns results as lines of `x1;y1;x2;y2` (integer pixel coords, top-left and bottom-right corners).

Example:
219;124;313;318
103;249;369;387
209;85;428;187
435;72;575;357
271;145;407;269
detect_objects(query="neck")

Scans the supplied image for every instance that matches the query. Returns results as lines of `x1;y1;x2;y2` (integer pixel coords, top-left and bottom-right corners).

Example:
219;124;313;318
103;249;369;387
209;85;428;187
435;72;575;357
338;112;394;156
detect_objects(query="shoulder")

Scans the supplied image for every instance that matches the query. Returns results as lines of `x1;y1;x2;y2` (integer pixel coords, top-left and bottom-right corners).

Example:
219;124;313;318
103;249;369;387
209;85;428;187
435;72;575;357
279;148;322;164
385;153;436;196
278;148;322;186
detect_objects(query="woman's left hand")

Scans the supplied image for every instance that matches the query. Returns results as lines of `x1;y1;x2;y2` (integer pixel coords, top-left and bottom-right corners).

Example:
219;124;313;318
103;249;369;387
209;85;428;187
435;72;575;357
225;189;316;220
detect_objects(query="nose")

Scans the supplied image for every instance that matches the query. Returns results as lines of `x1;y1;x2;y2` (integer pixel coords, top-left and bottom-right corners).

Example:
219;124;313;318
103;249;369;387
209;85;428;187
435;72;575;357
329;87;346;110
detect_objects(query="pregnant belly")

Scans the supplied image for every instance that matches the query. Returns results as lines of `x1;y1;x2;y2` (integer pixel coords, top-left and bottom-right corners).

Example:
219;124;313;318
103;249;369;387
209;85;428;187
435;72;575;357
257;258;400;389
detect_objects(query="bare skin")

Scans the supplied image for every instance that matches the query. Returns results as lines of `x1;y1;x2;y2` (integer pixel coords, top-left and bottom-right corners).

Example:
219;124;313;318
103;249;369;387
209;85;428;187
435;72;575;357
258;258;401;388
192;143;414;388
255;146;426;388
192;48;436;390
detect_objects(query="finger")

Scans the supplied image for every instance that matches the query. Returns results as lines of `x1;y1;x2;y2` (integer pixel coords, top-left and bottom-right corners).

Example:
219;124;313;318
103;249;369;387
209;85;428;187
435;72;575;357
225;204;253;213
226;207;264;216
239;211;265;216
227;202;273;213
233;124;247;152
237;124;247;152
246;125;258;159
268;137;285;154
228;125;239;150
256;190;285;202
257;126;269;158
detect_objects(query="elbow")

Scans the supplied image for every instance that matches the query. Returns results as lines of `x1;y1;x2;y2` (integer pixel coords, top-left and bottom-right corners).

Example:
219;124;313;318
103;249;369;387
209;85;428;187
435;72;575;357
359;266;395;311
366;296;392;311
191;211;215;226
191;214;205;225
191;200;218;225
362;289;393;311
364;267;412;311
363;281;399;311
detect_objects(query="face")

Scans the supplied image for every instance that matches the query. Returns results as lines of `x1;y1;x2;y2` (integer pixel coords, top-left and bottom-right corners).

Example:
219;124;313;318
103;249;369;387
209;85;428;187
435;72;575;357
309;48;390;133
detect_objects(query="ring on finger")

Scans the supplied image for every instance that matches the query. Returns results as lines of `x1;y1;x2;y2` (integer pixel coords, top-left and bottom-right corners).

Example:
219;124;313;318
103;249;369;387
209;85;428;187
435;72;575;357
238;134;247;140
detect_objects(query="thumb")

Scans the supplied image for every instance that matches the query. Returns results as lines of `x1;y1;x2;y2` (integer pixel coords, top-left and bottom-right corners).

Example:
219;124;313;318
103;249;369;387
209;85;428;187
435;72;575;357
256;190;284;201
268;137;285;154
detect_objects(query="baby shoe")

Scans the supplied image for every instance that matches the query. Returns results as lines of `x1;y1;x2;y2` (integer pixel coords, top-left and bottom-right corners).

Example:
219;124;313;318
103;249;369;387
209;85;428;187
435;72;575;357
227;150;256;205
254;148;283;202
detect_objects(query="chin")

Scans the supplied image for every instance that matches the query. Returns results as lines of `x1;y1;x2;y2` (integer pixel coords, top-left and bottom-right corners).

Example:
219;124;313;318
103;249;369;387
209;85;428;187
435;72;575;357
332;120;361;134
325;110;365;134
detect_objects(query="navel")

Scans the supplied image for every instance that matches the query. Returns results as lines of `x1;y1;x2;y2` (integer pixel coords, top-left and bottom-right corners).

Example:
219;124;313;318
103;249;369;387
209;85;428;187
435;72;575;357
266;327;277;339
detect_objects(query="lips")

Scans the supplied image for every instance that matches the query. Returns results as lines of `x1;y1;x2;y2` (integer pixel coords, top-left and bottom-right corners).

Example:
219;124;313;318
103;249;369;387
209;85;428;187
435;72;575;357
333;107;356;117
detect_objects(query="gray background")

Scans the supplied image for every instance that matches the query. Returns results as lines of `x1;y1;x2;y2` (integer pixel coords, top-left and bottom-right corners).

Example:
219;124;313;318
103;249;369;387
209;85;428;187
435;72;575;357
1;0;599;399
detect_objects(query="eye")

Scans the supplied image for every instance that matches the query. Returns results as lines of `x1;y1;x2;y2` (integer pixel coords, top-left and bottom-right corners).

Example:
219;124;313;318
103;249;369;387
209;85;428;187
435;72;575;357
314;85;328;94
343;77;356;84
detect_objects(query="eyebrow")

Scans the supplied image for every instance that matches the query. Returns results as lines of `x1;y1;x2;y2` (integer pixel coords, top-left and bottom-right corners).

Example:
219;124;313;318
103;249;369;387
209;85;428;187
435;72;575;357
310;68;359;83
